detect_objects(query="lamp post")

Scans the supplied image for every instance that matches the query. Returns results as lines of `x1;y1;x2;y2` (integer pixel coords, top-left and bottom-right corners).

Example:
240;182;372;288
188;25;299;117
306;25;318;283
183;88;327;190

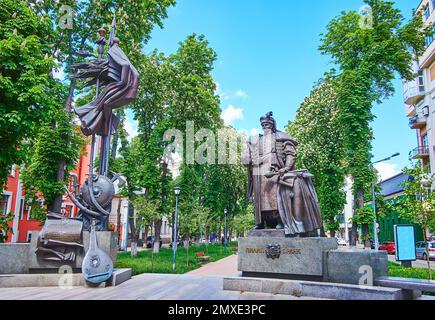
224;208;228;248
371;153;400;250
172;186;180;271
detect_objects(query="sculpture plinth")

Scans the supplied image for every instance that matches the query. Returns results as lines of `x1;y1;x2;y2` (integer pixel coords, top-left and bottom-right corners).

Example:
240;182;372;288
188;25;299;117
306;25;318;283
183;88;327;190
238;236;338;281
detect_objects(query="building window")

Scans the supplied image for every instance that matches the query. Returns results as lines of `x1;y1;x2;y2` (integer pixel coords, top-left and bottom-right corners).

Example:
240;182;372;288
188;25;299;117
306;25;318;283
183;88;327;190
425;5;431;19
426;33;434;47
0;194;10;214
9;165;15;177
19;198;24;220
418;70;425;92
422;134;429;147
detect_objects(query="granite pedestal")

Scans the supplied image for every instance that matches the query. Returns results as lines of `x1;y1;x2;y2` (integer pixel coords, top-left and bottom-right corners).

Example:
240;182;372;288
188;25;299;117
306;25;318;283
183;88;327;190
0;231;119;274
237;231;388;285
238;232;337;281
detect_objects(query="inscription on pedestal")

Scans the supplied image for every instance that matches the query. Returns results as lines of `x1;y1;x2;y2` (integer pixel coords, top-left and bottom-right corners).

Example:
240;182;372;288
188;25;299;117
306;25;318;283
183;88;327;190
238;237;337;277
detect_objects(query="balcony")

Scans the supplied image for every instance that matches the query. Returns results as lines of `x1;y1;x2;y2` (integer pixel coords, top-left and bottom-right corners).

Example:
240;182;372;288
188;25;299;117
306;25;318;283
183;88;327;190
405;105;416;117
409;115;427;129
403;80;425;105
409;146;430;159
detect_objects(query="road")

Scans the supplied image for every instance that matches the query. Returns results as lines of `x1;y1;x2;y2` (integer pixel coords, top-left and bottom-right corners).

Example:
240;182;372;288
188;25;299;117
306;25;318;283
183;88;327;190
387;254;435;269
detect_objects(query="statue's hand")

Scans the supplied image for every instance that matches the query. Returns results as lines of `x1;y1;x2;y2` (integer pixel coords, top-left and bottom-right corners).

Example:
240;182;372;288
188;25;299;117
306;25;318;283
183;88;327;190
278;168;289;176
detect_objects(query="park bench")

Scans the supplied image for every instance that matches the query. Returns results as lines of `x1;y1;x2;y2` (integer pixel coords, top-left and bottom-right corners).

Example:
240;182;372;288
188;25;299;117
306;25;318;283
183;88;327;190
195;252;210;264
375;276;435;299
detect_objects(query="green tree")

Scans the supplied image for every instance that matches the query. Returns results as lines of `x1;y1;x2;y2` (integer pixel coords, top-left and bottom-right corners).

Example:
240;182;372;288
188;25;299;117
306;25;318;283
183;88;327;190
319;0;429;245
21;110;87;219
0;211;13;243
0;0;58;186
287;77;346;236
231;204;255;238
132;34;223;250
397;164;435;279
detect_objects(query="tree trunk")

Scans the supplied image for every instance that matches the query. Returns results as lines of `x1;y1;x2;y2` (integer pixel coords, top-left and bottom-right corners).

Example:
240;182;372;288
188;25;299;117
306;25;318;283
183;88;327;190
350;188;364;246
423;228;433;280
153;218;162;253
361;224;370;248
116;198;122;249
185;230;190;267
143;225;149;248
329;227;336;238
49;75;77;213
127;199;137;256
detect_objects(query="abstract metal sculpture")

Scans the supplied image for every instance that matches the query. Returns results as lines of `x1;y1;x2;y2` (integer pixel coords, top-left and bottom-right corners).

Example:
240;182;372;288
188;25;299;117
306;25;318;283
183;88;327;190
36;16;138;270
68;16;137;232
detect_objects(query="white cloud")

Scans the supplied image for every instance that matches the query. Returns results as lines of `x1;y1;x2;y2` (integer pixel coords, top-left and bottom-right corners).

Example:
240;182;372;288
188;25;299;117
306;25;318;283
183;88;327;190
374;162;400;182
221;105;244;126
235;89;248;99
53;67;65;81
124;119;138;140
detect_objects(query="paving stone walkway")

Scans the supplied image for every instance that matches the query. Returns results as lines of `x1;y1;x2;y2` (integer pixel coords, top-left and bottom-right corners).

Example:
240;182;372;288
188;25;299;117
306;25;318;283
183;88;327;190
0;273;322;300
187;254;239;276
0;254;323;300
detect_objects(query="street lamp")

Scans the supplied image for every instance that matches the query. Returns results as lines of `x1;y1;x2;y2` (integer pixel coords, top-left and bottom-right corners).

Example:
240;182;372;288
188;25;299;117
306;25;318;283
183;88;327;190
224;208;228;248
172;186;181;271
371;153;400;251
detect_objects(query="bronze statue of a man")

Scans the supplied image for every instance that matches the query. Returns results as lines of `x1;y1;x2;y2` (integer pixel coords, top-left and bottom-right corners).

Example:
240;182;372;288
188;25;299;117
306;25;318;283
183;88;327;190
243;112;323;237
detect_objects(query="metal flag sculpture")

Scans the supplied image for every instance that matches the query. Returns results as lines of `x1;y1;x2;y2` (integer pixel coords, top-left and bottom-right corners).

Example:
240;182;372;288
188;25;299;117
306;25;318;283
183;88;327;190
67;16;138;232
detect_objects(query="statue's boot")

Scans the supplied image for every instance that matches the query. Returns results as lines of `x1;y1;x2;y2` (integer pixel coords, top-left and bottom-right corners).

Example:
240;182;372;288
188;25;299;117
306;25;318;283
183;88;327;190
254;223;264;230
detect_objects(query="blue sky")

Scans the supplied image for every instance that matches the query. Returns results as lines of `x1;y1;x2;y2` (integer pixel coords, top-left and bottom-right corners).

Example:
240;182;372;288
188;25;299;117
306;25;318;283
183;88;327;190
127;0;419;180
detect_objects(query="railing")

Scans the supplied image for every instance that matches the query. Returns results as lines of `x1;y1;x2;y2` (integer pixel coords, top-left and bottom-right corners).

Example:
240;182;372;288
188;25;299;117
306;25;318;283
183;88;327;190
409;115;427;129
403;80;425;105
409;146;430;159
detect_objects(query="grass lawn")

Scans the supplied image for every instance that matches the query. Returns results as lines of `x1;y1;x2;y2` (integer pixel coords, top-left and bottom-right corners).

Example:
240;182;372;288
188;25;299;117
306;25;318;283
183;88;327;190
388;261;433;280
388;261;434;296
115;243;236;276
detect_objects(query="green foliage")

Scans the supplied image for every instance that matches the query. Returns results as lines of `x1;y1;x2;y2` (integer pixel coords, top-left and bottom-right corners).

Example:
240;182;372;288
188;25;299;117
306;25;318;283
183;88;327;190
230;204;255;237
0;211;13;243
116;244;233;275
287;77;346;234
127;34;244;242
396;164;435;234
316;0;428;237
352;207;375;227
0;0;58;185
20;110;87;219
133;196;160;233
389;262;433;283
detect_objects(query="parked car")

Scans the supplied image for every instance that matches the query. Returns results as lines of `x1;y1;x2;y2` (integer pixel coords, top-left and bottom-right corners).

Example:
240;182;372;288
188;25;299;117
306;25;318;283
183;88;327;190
169;238;184;248
378;241;396;255
336;238;347;246
416;241;435;261
146;236;162;249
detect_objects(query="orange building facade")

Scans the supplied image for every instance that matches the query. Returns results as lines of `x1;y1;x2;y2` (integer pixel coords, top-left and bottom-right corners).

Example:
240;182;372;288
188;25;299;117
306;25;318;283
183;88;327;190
1;141;93;243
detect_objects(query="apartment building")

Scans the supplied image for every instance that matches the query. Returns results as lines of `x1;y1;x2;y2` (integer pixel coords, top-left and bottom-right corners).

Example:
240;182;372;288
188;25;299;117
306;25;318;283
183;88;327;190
404;0;435;173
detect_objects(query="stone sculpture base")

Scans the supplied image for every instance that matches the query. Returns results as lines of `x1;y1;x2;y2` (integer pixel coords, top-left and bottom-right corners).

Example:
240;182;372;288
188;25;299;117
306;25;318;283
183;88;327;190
0;268;132;288
0;231;118;274
238;235;338;281
238;234;388;285
223;277;418;300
